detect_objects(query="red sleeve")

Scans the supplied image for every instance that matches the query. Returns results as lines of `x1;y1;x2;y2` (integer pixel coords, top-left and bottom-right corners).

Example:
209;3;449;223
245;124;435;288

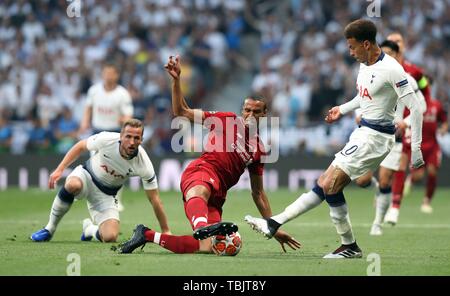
404;62;423;81
406;63;432;101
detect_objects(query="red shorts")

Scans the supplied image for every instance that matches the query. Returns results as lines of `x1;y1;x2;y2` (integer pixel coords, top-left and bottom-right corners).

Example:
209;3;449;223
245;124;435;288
180;160;227;228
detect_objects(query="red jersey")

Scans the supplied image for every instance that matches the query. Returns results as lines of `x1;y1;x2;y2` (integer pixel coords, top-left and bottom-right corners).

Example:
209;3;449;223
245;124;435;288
401;60;432;120
422;98;447;148
402;60;431;102
195;111;265;191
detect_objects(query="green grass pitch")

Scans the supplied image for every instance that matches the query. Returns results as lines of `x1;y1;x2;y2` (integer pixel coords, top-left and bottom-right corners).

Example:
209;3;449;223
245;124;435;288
1;187;449;276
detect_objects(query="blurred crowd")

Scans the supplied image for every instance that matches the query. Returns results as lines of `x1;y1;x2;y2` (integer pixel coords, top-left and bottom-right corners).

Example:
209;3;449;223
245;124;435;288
0;0;449;156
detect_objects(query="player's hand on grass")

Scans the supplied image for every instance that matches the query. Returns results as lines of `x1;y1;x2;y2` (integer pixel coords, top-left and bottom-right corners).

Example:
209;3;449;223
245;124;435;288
325;106;342;123
164;55;181;80
411;149;425;169
273;230;301;252
48;168;64;189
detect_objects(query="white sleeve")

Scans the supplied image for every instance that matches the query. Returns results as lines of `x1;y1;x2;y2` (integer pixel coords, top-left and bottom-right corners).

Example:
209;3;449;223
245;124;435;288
139;149;158;190
339;95;361;115
394;101;405;125
86;132;117;151
120;90;134;117
398;92;423;151
390;67;414;99
403;90;426;127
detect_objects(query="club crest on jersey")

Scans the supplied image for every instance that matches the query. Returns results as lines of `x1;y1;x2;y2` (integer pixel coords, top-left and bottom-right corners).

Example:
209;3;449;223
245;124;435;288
357;84;373;100
395;79;408;88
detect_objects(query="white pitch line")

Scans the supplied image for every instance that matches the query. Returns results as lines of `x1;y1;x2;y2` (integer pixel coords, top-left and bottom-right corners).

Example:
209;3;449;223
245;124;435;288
3;220;450;229
285;222;450;229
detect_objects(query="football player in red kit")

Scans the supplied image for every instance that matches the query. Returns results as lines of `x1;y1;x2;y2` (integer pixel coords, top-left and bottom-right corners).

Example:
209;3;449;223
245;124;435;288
404;76;448;213
385;32;432;224
118;55;300;255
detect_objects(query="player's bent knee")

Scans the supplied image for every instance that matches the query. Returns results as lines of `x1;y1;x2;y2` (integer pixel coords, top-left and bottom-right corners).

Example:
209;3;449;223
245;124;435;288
185;185;211;201
379;178;391;188
355;174;371;188
427;166;438;176
65;177;83;195
101;233;118;243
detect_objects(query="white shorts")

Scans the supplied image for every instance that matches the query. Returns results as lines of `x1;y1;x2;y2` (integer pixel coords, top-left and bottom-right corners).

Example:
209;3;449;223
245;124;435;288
332;126;395;180
68;165;120;225
380;142;402;171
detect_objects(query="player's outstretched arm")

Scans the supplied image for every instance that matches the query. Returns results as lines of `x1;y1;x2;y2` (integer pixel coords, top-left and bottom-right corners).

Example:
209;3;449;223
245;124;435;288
273;230;302;252
49;139;88;189
145;189;171;234
165;55;204;123
250;173;301;252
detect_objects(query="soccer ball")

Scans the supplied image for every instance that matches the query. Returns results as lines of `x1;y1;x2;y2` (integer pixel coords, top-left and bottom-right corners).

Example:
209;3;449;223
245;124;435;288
211;232;242;256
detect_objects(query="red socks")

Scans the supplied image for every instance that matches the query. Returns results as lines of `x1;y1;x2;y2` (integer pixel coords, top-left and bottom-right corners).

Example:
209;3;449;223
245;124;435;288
425;174;437;202
392;170;406;208
144;229;200;254
184;196;208;230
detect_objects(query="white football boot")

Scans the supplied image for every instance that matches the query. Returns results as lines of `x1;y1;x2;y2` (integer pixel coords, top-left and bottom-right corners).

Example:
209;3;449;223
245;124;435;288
369;223;383;236
244;215;275;239
323;242;362;259
384;207;399;226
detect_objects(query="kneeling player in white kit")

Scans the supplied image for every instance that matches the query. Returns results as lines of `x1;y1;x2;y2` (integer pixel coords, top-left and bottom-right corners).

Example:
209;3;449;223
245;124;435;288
245;19;424;258
355;40;426;236
31;119;171;242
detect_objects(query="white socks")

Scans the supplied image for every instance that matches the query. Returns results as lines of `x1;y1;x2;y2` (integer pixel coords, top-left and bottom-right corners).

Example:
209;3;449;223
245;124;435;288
45;196;72;234
373;191;391;225
272;190;324;225
329;204;355;245
84;223;100;241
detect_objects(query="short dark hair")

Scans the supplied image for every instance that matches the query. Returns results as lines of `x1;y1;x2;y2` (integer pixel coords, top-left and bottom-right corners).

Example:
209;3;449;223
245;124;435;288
380;40;400;53
344;19;377;43
244;94;268;112
121;118;144;135
103;62;120;72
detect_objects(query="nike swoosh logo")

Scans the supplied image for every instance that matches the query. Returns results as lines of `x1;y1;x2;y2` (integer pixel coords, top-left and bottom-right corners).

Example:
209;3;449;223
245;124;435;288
103;154;111;159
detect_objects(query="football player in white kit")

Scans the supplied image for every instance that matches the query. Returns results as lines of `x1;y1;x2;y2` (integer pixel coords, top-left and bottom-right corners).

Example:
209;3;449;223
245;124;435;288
245;19;424;258
355;40;426;236
79;63;134;212
31;119;171;242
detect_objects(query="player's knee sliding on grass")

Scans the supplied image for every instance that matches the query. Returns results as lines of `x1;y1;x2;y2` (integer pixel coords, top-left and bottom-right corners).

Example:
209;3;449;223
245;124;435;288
31;119;171;243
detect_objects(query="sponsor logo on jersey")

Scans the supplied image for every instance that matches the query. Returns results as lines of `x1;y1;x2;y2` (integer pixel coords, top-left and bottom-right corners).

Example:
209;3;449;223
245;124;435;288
395;79;408;88
357;84;373;100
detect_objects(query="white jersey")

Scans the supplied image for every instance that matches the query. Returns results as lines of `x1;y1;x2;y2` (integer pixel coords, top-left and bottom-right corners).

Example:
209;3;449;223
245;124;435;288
85;132;157;190
86;83;133;131
354;52;414;126
355;72;423;123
